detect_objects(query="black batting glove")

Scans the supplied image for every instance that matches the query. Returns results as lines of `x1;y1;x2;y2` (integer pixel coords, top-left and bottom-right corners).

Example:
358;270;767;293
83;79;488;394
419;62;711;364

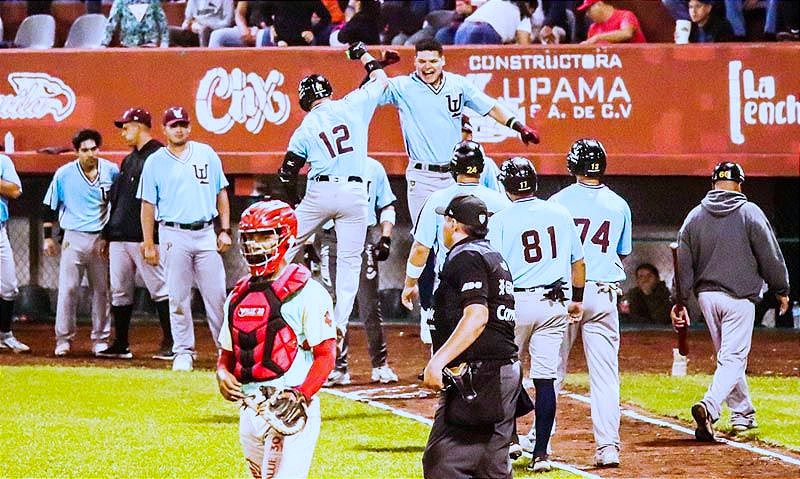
374;236;391;261
519;124;540;145
302;244;321;267
346;42;368;60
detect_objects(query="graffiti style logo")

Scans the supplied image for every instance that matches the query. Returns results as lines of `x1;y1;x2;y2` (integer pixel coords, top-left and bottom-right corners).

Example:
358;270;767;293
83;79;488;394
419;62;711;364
196;67;291;135
0;72;76;121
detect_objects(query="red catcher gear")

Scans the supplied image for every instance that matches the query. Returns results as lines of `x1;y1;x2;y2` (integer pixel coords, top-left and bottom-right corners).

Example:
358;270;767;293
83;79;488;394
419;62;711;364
228;264;311;383
239;200;298;276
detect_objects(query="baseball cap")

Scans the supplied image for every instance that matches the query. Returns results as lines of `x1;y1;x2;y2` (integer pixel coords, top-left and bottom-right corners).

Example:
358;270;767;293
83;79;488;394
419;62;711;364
114;108;151;128
461;116;473;133
163;106;190;126
711;161;745;183
576;0;602;11
435;195;489;235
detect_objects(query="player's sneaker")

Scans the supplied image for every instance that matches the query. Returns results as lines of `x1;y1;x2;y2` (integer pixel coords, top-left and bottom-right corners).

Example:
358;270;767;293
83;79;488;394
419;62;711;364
730;415;758;433
371;365;399;383
152;343;176;360
519;431;553;455
419;308;432;344
691;402;716;442
92;342;109;355
527;454;552;473
594;445;620;468
54;341;70;357
172;353;193;371
324;369;351;387
1;332;30;353
95;341;133;359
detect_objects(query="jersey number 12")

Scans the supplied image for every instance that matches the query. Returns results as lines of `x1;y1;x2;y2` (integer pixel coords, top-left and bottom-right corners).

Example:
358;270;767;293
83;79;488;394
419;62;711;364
319;124;354;158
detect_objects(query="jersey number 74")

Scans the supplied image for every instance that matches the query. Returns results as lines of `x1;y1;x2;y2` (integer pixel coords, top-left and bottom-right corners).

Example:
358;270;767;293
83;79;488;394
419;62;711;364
573;218;610;253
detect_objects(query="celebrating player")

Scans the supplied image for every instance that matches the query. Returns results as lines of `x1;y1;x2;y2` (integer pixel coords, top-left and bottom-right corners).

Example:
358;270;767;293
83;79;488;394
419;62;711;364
550;139;631;468
277;42;388;343
486;157;585;473
672;162;789;442
0;153;29;353
138;106;232;371
216;200;336;479
43;129;118;357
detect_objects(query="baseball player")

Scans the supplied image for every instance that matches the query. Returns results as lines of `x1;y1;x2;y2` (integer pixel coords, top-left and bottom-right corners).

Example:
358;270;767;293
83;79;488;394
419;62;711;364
461;116;504;194
277;42;388;342
138;106;231;371
317;157;399;386
487;157;585;473
0;153;29;353
43;129;119;357
97;108;173;360
401;141;511;339
550;139;631;468
671;162;789;442
216;200;336;479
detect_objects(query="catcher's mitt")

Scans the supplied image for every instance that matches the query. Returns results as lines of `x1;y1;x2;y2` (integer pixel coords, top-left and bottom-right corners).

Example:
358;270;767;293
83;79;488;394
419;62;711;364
258;387;308;436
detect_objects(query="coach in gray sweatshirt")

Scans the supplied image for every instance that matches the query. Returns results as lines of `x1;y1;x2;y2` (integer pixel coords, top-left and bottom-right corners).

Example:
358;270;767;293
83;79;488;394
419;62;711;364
671;162;789;443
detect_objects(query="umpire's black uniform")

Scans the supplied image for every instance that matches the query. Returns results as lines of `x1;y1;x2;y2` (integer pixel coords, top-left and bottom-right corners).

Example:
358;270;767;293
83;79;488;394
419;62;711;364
422;196;520;479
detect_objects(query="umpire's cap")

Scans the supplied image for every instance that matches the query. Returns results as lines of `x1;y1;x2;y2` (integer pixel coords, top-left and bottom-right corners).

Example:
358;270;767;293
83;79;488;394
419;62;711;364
499;156;538;195
711;162;745;183
450;140;485;179
435;195;489;236
114;108;151;128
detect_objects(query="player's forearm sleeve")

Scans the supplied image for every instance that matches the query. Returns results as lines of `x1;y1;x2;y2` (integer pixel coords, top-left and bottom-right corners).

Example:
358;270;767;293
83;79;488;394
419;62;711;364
41;203;57;223
296;337;336;401
277;151;306;201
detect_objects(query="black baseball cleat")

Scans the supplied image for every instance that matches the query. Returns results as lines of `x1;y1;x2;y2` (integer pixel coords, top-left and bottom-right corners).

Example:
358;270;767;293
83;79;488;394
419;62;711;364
95;342;133;359
152;344;176;361
691;402;716;442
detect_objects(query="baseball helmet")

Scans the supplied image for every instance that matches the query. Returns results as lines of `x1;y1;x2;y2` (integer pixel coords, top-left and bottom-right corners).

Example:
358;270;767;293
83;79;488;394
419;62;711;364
239;200;298;277
498;157;538;195
450;140;485;179
711;161;745;183
567;138;607;177
298;74;333;112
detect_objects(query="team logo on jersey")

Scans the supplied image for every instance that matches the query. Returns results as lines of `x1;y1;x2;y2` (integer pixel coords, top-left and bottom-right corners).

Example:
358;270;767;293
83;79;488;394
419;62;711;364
193;164;209;184
0;72;76;122
446;93;463;118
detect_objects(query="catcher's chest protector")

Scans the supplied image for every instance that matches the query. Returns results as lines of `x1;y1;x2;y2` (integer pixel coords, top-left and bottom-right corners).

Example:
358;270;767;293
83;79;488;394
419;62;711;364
229;264;311;383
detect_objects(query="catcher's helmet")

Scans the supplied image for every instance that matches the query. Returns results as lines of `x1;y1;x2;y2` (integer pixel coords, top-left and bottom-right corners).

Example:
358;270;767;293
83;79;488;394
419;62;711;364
298;74;333;112
567;138;607;177
711;161;745;184
498;157;538;195
450;140;485;179
239;200;298;277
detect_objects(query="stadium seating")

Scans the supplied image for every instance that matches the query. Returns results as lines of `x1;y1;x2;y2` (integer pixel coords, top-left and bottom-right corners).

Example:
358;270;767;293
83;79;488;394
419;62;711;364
14;14;56;49
64;13;106;48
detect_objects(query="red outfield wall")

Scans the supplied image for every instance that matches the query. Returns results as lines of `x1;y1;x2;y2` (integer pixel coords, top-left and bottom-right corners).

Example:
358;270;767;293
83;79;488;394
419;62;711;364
1;45;798;177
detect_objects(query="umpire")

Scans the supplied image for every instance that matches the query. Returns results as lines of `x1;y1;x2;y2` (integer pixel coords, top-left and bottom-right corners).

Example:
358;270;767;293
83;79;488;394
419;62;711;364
422;195;520;479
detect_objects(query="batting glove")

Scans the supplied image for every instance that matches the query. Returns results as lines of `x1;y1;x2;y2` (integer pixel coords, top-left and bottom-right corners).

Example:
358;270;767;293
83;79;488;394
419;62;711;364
380;50;400;67
346;42;368;60
374;236;391;261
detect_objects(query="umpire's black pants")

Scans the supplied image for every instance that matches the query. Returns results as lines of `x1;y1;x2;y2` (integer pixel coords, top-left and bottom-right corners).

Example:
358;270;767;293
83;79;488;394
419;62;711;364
423;360;522;479
317;226;388;370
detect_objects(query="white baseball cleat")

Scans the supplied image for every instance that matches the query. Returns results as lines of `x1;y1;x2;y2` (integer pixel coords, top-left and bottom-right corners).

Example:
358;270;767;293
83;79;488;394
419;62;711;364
54;341;70;357
371;365;399;383
594;445;620;468
419;308;433;344
324;370;351;387
172;353;194;371
527;455;552;473
91;342;109;356
1;333;30;353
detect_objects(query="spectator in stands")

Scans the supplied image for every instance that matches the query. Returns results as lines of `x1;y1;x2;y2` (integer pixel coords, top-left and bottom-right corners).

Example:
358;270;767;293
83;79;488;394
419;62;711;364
624;263;672;325
260;1;332;46
688;0;735;43
103;0;169;48
776;0;799;41
317;0;348;45
334;0;382;45
435;0;475;45
662;0;746;40
531;0;573;44
382;0;445;45
454;0;534;45
171;0;234;47
208;0;269;47
579;0;647;44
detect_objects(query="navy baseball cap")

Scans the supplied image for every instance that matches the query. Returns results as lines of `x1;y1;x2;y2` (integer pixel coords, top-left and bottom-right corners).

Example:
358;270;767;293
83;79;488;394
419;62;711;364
163;106;190;126
711;162;745;183
435;195;489;235
114;108;151;128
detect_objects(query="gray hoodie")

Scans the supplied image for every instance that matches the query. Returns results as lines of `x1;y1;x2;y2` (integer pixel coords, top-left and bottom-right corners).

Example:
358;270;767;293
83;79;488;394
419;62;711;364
674;189;789;303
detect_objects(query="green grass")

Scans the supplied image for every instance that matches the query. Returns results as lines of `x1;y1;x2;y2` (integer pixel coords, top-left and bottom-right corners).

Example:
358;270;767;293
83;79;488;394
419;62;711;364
564;372;800;451
0;365;576;478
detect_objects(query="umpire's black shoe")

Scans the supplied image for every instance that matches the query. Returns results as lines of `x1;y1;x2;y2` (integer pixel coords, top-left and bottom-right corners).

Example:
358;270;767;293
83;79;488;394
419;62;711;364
152;343;176;360
691;402;716;442
96;342;133;359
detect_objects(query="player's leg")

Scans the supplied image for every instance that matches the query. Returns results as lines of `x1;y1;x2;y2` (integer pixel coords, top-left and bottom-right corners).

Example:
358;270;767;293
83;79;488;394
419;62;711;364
192;227;227;349
99;241;136;357
85;233;111;350
273;397;322;479
330;184;368;334
54;230;85;354
286;184;335;264
0;225;28;352
359;235;394;381
160;226;196;366
318;228;350;386
133;241;173;358
239;406;266;479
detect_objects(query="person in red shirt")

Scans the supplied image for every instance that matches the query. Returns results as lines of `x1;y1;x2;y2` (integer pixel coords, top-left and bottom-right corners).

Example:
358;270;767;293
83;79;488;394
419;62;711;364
577;0;647;44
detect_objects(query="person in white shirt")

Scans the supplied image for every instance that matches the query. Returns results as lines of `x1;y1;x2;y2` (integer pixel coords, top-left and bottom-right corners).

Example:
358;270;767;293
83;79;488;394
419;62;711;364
454;0;533;44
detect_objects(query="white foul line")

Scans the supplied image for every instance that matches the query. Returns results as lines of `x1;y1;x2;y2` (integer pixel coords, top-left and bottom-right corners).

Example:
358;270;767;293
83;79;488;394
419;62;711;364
564;392;800;467
323;387;603;479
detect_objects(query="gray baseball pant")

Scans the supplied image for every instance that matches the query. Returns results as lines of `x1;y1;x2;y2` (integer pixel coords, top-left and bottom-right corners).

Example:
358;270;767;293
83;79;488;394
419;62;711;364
158;224;225;355
0;224;18;301
513;291;568;380
697;291;756;423
109;241;168;306
405;167;454;226
54;230;111;346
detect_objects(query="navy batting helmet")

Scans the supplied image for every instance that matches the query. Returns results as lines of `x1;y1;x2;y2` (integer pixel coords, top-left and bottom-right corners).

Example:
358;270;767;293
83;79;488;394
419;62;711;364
298;74;332;112
449;140;485;179
498;157;537;195
567;138;607;177
711;162;745;183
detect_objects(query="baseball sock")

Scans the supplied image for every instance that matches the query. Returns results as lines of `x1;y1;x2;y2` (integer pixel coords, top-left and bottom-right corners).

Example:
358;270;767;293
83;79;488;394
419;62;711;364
0;299;14;332
155;300;172;345
533;378;556;456
111;304;134;347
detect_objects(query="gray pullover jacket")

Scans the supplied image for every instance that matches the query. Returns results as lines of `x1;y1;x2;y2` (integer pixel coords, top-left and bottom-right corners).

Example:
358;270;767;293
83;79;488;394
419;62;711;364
674;189;789;303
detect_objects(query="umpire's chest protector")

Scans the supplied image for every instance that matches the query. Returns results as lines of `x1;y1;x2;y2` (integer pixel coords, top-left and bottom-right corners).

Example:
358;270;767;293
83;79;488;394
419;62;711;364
228;265;310;383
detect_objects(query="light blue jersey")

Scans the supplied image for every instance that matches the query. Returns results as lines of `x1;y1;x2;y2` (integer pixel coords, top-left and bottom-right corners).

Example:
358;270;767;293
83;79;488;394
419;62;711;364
549;183;632;283
1;154;21;223
43;159;119;232
414;182;510;270
137;141;229;223
365;157;396;226
288;78;386;179
381;72;496;165
487;197;583;289
480;156;504;193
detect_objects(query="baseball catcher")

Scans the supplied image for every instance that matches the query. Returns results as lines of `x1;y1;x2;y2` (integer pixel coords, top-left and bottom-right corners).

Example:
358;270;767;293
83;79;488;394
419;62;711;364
216;200;336;479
